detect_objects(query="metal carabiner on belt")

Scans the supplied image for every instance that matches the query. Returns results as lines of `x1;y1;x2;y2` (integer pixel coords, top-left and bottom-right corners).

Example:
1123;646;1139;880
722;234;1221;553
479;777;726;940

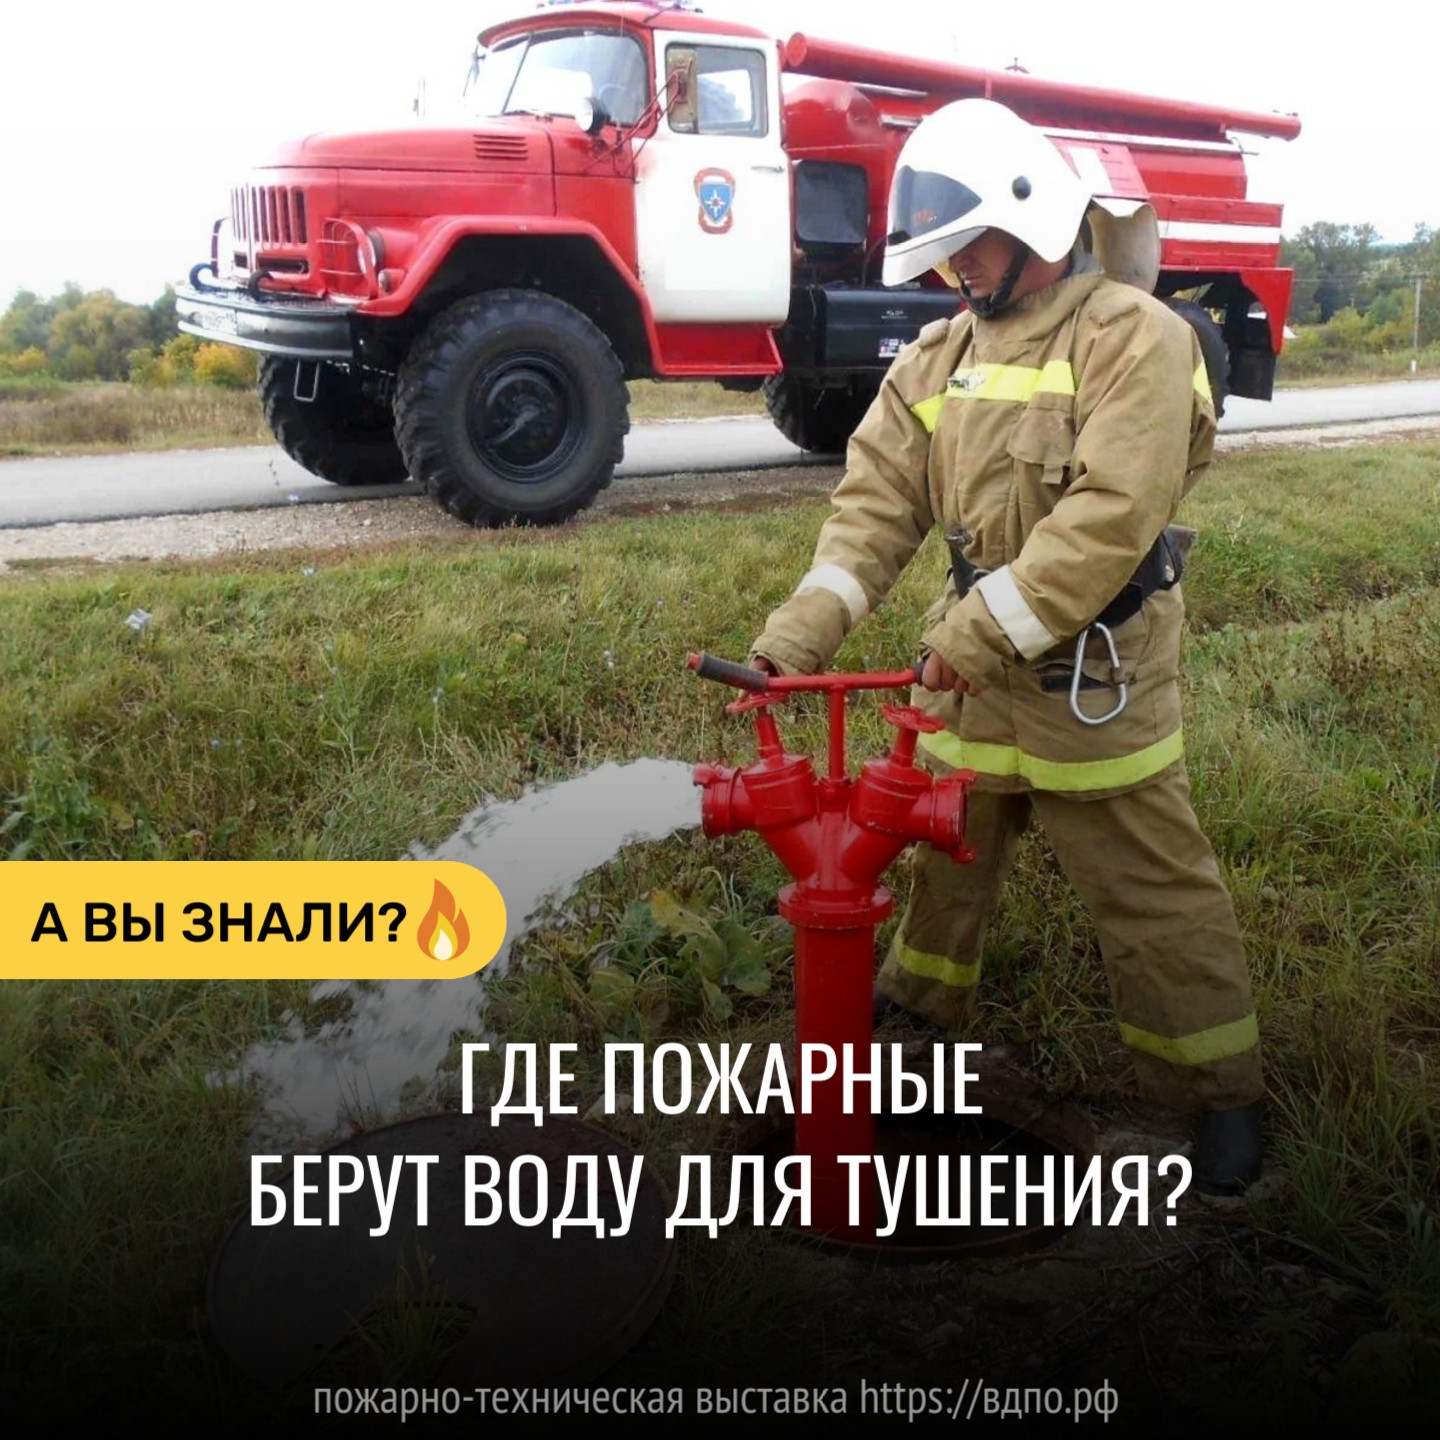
1069;622;1128;726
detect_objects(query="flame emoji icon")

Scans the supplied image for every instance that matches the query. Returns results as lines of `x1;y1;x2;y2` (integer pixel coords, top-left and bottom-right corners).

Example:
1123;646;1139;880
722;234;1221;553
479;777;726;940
416;880;470;962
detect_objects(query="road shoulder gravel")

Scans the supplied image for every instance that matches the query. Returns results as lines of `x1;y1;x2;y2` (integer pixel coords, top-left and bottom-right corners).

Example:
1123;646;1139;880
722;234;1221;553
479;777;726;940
2;417;1437;576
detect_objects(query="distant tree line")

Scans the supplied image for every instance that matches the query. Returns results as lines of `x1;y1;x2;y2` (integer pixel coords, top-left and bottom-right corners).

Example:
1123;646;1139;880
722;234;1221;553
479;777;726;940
1279;223;1440;373
0;283;256;388
4;225;1439;388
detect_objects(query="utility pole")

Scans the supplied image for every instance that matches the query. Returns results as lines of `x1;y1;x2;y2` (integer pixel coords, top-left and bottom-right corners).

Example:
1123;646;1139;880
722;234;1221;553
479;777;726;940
1413;276;1422;375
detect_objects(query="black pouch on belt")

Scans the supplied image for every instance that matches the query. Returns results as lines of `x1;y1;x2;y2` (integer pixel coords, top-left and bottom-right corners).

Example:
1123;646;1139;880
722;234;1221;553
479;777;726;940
1092;524;1195;629
1038;524;1197;696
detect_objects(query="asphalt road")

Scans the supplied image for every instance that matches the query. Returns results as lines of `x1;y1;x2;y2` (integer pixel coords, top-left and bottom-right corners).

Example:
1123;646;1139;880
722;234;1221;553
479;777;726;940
2;379;1438;530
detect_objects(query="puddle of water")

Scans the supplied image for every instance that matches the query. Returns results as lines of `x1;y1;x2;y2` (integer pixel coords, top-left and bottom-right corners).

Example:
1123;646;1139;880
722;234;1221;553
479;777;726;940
226;759;702;1148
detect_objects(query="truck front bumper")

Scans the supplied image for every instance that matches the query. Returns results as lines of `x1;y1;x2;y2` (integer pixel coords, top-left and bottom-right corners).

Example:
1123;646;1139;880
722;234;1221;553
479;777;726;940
175;275;357;361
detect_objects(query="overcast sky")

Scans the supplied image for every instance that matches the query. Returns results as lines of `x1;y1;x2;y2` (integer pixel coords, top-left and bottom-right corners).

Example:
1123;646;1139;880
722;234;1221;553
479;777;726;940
2;0;1434;307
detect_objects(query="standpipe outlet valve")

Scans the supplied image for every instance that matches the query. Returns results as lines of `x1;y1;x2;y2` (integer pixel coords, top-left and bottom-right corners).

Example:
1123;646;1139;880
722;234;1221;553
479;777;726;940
688;653;977;1240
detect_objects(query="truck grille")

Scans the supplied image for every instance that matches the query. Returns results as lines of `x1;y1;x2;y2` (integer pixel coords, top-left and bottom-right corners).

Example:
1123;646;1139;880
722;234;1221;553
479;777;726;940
472;134;529;163
232;185;309;246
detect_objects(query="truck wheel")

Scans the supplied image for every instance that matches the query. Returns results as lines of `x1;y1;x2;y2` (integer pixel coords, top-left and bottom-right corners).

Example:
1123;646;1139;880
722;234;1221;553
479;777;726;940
258;358;407;486
1165;300;1230;419
762;376;879;454
394;291;629;527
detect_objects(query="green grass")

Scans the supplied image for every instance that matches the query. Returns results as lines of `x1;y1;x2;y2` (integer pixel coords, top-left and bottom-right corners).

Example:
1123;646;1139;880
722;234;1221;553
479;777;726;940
0;381;271;456
1182;442;1440;627
0;378;765;459
2;440;1439;1422
629;379;765;420
1276;344;1440;384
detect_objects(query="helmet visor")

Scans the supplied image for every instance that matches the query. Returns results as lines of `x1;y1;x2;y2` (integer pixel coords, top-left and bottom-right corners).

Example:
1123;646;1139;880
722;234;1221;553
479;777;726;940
886;166;983;248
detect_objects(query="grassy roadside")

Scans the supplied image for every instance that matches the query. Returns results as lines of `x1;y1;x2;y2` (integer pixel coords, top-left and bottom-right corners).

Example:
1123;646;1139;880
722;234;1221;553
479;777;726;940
0;379;767;459
0;380;272;456
1276;348;1440;385
4;362;1437;460
1277;366;1440;388
2;440;1439;1423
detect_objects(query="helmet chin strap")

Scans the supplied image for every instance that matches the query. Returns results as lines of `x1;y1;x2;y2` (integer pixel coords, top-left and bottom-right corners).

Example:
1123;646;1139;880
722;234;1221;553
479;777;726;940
961;241;1032;317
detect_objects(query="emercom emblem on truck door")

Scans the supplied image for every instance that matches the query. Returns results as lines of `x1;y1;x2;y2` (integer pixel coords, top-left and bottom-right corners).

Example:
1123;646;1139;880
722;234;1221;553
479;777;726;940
694;170;736;233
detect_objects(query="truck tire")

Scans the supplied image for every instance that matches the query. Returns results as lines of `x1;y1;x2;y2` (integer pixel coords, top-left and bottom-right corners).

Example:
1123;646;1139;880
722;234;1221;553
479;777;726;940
763;376;879;455
1165;299;1230;419
394;291;629;527
258;358;407;486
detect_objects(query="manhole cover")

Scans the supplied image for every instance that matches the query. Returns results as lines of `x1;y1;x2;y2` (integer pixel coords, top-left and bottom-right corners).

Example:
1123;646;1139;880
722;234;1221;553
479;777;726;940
209;1114;675;1388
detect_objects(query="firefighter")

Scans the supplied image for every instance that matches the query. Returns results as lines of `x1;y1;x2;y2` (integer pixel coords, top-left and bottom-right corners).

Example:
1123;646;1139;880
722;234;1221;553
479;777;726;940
749;99;1263;1195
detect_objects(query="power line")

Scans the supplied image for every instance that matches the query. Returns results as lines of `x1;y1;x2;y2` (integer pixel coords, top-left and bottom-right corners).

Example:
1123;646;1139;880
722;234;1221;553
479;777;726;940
1287;271;1434;283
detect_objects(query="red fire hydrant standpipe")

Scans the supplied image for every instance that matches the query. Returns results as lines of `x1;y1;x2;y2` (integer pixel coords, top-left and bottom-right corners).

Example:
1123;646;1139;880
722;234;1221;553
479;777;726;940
688;653;977;1241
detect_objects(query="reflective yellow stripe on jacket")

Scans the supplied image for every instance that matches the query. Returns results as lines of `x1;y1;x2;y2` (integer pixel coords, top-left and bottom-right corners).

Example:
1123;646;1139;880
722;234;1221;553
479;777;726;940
911;360;1076;432
1121;1013;1260;1065
1193;362;1212;405
891;941;981;989
919;728;1184;793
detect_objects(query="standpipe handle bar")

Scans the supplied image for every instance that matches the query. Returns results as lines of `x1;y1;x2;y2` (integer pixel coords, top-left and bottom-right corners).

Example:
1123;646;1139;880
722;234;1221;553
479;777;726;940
687;652;922;694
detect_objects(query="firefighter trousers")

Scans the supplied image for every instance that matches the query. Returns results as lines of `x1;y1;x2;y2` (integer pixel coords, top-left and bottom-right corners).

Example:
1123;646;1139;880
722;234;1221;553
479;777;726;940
876;765;1263;1111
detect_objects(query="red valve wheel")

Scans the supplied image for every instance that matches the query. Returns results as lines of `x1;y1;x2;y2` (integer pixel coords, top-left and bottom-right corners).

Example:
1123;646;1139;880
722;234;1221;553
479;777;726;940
882;704;945;734
727;691;784;716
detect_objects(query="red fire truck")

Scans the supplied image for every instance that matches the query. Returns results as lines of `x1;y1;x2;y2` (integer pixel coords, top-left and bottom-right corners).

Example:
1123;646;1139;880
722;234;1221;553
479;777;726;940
176;1;1300;527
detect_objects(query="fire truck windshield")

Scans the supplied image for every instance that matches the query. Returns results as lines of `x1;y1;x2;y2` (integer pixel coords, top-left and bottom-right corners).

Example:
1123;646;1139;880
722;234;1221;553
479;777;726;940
470;30;649;127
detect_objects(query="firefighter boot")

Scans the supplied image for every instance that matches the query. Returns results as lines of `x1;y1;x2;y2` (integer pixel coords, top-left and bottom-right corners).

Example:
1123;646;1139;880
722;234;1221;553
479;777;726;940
1193;1101;1264;1196
872;989;904;1027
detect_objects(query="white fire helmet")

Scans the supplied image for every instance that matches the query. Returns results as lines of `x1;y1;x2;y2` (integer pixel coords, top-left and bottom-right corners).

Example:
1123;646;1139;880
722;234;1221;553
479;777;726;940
882;98;1092;287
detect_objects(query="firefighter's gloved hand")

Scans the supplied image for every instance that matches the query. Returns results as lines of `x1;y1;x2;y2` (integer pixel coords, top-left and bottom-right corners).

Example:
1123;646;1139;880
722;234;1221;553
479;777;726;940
921;591;1012;693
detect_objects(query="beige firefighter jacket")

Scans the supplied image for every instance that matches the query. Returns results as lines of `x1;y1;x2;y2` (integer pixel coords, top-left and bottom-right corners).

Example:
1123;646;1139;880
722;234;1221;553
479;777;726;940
752;260;1217;797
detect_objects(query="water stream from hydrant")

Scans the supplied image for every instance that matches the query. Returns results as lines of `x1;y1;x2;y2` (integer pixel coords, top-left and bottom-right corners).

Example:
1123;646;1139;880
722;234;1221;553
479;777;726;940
228;759;702;1148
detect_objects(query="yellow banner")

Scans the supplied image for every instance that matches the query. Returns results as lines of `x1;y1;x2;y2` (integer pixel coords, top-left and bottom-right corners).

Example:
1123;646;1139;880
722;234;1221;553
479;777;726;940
1;861;506;979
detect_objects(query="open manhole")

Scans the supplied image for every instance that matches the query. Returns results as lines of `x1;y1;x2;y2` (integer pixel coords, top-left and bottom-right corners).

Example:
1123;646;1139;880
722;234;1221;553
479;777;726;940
744;1064;1097;1259
209;1114;675;1389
